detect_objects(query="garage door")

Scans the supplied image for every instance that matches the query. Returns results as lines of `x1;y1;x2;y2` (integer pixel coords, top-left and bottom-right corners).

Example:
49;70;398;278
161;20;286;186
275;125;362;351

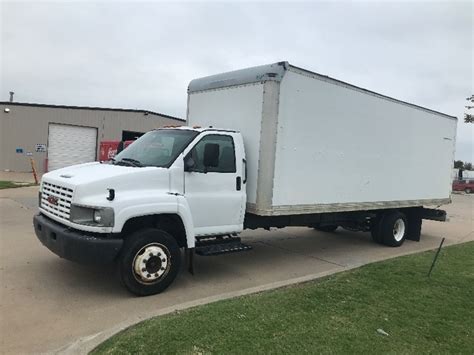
48;124;97;171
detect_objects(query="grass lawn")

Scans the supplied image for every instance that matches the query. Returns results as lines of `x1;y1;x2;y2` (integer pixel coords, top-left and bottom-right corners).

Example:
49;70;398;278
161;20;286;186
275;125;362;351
0;180;36;189
93;242;474;354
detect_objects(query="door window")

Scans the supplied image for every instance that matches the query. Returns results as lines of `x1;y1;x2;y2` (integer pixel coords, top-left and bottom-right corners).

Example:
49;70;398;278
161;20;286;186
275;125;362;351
191;135;236;173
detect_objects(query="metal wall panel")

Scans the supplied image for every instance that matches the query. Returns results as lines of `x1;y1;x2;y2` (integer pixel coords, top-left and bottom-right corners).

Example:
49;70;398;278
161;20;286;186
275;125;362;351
0;104;182;174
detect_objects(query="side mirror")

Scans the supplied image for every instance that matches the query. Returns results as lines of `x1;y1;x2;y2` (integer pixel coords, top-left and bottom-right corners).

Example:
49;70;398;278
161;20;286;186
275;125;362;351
203;143;220;168
184;155;195;171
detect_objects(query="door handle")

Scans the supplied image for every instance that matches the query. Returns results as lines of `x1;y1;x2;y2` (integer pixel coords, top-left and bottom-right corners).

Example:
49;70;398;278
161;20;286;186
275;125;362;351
236;176;242;191
242;159;247;184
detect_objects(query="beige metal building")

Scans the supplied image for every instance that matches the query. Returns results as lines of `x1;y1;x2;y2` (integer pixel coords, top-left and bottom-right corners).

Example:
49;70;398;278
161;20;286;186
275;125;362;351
0;102;183;174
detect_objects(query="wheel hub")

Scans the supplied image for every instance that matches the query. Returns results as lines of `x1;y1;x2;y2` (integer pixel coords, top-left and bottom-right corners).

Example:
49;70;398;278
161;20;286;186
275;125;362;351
393;218;406;242
133;244;169;283
145;256;161;274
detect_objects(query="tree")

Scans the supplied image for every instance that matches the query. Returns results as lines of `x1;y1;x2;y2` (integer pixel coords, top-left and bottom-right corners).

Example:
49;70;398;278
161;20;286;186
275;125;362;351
454;160;464;169
465;95;474;123
464;162;473;171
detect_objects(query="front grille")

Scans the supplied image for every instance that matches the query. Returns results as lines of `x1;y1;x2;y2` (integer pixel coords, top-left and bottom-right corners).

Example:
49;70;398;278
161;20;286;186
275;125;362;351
41;181;74;221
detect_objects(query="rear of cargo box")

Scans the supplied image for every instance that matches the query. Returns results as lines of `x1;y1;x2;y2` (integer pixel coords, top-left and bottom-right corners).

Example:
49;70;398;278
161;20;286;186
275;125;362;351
188;62;457;216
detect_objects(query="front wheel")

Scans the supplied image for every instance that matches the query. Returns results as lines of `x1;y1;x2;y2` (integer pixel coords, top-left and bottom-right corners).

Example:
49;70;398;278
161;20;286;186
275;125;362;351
118;228;181;296
466;188;472;194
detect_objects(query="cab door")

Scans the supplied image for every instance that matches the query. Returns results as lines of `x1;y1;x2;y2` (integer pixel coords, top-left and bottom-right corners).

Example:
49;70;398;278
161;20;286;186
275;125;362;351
184;133;245;236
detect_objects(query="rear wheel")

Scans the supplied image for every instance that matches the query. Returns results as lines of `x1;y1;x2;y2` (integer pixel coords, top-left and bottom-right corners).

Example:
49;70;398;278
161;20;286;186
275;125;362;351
378;211;408;247
119;228;181;296
466;188;472;194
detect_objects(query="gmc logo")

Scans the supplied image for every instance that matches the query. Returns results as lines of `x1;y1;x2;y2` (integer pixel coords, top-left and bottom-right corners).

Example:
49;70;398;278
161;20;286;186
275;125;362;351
47;196;59;206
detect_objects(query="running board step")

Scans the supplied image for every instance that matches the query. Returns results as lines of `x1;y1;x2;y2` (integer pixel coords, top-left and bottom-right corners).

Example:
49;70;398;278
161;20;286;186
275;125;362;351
195;236;252;256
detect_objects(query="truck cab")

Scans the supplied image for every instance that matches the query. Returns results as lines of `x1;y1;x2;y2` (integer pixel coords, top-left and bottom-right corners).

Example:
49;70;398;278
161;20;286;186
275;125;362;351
34;127;247;295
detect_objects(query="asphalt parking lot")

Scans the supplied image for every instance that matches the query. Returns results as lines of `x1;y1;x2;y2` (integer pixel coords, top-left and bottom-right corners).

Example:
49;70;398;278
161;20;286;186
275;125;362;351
0;186;472;354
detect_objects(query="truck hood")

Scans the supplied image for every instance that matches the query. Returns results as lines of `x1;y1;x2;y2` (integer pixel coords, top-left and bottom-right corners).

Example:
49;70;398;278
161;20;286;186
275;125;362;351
43;162;151;185
42;162;171;204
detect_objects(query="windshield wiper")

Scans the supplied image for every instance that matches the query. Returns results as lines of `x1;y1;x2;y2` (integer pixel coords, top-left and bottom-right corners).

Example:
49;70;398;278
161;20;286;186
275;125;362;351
115;158;144;167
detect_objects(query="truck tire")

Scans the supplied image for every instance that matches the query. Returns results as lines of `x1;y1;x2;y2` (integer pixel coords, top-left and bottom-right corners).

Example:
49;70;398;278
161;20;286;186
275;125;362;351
313;225;338;232
118;228;181;296
379;211;408;247
370;218;383;244
466;188;471;194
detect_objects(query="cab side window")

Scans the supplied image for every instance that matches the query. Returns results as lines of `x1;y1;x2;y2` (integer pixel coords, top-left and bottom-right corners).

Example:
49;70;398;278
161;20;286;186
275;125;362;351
191;134;236;173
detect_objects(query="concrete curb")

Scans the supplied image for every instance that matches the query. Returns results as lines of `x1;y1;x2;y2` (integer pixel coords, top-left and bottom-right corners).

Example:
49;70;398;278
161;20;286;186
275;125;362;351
55;236;473;354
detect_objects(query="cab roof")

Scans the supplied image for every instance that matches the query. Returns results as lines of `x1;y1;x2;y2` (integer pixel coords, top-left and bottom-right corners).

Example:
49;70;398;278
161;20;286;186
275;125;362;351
158;125;238;133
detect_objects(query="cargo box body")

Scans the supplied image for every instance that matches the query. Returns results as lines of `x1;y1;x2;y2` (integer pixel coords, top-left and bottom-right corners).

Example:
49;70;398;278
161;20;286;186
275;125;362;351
187;62;457;216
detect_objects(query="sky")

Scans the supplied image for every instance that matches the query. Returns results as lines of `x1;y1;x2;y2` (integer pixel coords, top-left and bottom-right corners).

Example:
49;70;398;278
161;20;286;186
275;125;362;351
1;0;472;161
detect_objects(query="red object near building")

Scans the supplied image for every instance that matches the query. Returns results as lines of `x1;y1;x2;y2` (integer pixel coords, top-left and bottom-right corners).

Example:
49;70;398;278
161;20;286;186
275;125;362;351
99;140;134;161
452;180;474;194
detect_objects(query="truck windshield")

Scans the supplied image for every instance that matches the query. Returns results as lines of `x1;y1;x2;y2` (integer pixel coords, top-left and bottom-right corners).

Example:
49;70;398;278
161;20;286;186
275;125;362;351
113;129;199;168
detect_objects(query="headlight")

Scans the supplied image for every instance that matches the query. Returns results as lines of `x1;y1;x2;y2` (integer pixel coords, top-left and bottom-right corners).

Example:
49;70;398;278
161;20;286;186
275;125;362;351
93;210;102;223
70;205;114;227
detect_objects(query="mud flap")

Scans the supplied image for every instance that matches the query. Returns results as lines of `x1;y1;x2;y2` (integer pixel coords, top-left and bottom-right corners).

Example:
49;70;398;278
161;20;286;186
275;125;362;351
405;208;423;242
186;247;195;275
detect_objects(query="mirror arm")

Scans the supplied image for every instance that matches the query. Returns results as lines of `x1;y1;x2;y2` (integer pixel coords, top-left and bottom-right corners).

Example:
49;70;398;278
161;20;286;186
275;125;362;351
184;155;195;172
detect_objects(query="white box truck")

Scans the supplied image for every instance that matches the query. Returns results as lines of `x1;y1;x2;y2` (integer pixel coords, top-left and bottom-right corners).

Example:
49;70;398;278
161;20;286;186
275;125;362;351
34;62;457;296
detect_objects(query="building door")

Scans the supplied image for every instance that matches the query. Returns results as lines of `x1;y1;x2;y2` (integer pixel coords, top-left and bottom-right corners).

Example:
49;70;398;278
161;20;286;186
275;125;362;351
47;124;97;171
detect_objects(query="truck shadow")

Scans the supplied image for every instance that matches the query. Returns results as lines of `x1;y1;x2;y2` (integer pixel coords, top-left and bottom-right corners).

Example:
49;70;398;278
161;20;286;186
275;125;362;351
40;227;428;297
186;228;377;282
41;258;126;297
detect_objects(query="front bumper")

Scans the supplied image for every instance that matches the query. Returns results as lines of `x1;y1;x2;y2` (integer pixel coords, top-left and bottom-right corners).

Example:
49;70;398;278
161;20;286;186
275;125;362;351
33;214;123;264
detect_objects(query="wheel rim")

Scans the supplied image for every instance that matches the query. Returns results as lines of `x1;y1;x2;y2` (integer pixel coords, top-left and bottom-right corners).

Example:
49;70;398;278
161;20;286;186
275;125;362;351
392;218;406;242
132;243;171;284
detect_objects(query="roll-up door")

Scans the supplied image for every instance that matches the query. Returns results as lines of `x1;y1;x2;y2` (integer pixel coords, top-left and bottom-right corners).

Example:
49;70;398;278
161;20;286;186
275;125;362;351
47;124;97;171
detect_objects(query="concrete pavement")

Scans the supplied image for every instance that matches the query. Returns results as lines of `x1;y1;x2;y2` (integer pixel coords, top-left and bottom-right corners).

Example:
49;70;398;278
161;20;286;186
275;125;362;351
0;186;472;354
